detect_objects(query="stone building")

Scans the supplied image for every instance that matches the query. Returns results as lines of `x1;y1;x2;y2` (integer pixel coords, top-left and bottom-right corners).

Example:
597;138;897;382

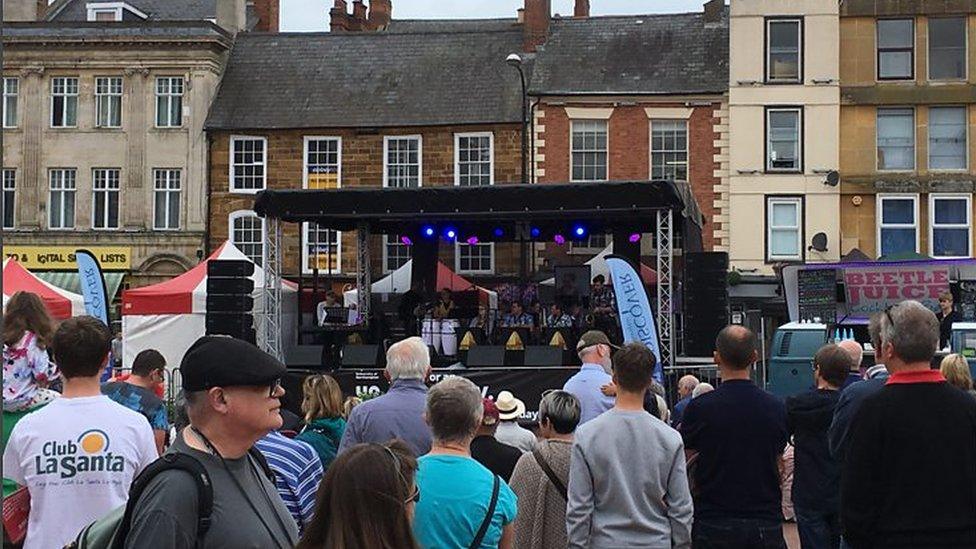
838;0;976;259
0;0;276;296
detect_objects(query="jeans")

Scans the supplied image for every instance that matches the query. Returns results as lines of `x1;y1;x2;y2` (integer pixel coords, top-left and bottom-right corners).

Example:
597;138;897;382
794;506;841;549
692;518;788;549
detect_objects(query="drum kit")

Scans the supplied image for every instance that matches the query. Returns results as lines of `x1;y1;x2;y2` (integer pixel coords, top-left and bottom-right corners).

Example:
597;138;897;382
422;317;460;356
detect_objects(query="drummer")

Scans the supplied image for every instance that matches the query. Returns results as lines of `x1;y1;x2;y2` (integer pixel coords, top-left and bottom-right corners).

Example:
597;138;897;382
500;301;534;327
433;288;456;320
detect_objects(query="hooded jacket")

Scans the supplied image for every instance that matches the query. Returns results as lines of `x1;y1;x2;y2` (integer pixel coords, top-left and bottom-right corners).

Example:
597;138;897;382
786;388;841;512
296;416;346;469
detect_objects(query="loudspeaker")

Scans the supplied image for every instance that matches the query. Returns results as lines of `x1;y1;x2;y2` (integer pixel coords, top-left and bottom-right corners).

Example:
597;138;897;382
684;253;729;356
285;345;325;369
465;346;506;367
341;344;381;368
205;294;255;313
207;277;254;294
208;259;255;278
523;345;563;367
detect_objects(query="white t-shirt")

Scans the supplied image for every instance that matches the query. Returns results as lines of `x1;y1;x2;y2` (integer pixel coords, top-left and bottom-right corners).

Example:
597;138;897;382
2;394;157;549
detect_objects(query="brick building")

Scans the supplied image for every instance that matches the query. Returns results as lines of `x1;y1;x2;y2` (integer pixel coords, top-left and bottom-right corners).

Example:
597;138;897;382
529;0;729;260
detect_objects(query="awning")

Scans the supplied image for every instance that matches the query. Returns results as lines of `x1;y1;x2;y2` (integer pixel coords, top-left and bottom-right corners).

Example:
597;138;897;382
36;272;126;303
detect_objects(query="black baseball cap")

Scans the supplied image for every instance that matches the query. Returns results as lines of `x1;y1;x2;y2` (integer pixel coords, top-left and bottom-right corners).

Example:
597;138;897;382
180;336;286;391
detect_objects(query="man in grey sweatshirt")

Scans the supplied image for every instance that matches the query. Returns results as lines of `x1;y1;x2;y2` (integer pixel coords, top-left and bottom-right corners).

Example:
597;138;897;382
566;343;694;548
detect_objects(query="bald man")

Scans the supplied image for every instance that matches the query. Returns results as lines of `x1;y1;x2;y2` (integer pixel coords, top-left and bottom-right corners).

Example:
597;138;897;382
836;339;864;388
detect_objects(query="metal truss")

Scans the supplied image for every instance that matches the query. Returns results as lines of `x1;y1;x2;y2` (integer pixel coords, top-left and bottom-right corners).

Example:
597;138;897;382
263;216;284;362
656;209;674;369
356;223;371;326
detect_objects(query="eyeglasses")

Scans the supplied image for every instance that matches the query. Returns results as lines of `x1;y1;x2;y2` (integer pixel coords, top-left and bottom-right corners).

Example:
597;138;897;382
268;378;282;398
378;443;420;505
884;304;899;330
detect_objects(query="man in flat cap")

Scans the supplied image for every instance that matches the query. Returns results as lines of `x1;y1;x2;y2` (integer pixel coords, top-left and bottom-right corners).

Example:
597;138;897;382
124;336;300;549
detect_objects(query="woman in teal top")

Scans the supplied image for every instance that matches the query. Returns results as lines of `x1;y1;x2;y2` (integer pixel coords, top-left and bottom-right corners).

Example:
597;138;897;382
296;374;346;469
413;376;518;549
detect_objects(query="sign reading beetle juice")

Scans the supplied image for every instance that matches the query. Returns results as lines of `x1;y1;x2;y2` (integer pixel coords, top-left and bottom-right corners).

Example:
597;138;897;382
844;265;950;316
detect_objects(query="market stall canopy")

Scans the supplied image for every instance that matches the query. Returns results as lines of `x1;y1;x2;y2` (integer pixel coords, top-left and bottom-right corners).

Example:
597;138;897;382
2;258;86;320
36;272;125;306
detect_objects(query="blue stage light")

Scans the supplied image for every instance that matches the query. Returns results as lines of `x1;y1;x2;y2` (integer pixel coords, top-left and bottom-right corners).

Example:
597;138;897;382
574;225;586;237
445;228;457;239
493;228;504;238
530;227;541;238
422;226;435;237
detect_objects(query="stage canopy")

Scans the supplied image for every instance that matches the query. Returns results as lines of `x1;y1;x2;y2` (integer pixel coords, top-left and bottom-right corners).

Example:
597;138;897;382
253;180;703;238
3;258;86;320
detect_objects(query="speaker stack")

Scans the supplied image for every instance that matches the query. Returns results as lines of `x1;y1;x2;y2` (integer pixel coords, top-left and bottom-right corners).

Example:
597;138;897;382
683;252;729;356
206;259;256;344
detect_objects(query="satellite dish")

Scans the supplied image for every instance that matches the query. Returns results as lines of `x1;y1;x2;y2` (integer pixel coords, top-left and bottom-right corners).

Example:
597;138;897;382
809;232;829;252
823;171;840;186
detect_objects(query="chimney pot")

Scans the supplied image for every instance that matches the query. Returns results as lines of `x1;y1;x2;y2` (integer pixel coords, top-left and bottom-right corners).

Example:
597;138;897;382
574;0;589;18
367;0;391;31
516;7;524;24
351;0;367;30
330;0;349;32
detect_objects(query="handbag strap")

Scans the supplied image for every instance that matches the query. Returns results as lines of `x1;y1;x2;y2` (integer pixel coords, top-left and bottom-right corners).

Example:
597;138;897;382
532;448;568;500
469;474;500;549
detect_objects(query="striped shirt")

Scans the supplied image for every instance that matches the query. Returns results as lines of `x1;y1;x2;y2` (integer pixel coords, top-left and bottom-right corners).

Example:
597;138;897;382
254;431;324;533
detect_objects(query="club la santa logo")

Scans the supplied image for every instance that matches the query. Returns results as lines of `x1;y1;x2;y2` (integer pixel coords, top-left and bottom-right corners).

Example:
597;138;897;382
34;429;125;479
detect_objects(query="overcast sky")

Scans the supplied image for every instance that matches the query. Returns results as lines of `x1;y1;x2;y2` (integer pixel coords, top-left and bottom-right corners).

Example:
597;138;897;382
280;0;709;32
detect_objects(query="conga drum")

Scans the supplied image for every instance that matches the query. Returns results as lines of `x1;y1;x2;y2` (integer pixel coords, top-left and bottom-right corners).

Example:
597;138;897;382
422;317;442;353
440;319;460;356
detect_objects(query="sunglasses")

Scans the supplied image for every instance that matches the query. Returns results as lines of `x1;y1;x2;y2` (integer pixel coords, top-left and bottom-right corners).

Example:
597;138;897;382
884;303;899;331
379;444;420;505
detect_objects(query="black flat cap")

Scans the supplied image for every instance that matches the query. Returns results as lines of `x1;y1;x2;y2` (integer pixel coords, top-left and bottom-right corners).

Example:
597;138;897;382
180;336;286;391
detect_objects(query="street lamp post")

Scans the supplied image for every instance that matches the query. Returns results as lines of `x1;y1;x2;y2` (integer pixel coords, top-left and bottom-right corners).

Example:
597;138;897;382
507;53;530;279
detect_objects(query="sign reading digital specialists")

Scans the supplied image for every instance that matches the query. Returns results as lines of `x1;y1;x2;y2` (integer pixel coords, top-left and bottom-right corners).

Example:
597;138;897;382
844;265;950;316
3;246;130;270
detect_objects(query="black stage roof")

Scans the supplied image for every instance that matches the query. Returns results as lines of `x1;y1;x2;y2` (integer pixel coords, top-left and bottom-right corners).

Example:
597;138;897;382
253;180;701;238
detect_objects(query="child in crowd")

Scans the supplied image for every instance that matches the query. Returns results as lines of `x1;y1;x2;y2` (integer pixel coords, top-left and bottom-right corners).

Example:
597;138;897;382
3;292;59;412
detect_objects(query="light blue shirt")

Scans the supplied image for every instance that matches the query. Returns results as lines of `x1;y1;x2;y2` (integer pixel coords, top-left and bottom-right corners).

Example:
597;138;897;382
562;363;615;424
337;378;432;456
414;455;517;549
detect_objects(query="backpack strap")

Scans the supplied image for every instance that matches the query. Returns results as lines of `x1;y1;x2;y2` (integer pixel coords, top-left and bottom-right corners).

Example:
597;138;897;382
247;446;275;483
111;453;213;549
468;474;500;549
532;448;568;501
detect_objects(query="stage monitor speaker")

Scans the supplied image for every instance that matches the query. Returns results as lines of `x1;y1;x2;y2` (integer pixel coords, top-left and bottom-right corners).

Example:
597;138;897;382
285;345;325;369
683;252;729;357
465;346;506;368
523;345;563;367
206;312;254;333
208;259;255;278
206;294;255;313
341;344;381;368
207;277;254;295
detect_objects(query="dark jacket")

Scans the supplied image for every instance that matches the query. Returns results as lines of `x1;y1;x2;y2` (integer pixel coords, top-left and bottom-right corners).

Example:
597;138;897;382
296;417;346;470
828;368;888;460
471;434;523;482
786;388;841;512
937;310;963;349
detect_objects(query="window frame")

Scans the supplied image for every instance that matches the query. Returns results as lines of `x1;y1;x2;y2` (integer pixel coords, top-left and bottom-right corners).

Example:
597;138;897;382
649;119;689;181
302;222;343;275
91;168;121;230
229;135;268;194
50;76;79;128
927;105;968;172
228;209;266;267
927;16;967;81
765;196;804;263
570;119;609;182
928;193;972;259
383;135;423;188
154;76;184;128
876;18;915;81
152;168;182;231
764;17;804;84
764;106;803;173
2;169;15;229
3;77;18;129
85;2;148;20
94;76;123;129
302;136;342;189
876;193;920;256
48;168;76;230
876;106;916;172
453;132;494;187
382;234;412;273
455;242;495;275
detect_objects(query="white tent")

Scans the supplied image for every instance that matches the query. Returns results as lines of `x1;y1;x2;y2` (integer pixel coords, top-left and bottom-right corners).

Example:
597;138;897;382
121;241;297;373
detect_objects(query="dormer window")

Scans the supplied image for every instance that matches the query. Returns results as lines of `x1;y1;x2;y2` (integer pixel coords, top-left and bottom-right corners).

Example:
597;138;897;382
86;2;148;21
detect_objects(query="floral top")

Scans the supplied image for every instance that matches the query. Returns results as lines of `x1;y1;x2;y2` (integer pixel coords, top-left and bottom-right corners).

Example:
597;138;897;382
3;331;58;411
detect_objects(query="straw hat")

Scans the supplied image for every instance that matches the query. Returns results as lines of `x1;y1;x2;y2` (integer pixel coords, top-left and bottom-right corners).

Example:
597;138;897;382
495;390;526;421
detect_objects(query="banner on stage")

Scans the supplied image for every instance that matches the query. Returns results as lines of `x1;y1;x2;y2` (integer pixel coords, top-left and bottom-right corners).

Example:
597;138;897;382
843;265;950;316
606;255;663;384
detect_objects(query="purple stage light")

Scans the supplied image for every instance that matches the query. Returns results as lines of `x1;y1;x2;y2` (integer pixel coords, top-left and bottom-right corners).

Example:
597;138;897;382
629;233;641;243
401;236;413;246
554;234;566;245
466;236;479;245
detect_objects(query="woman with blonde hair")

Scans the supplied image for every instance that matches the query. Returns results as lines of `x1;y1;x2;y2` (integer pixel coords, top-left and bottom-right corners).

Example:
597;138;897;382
940;353;976;399
3;291;59;411
296;374;347;468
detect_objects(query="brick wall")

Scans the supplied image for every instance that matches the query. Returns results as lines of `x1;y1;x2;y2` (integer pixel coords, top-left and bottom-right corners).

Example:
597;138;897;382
208;124;524;281
535;100;723;251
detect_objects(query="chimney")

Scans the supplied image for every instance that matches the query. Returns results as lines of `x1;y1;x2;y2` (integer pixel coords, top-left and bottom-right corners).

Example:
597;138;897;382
349;0;366;30
216;0;245;34
3;0;39;21
574;0;589;18
329;0;350;32
523;0;550;53
367;0;391;31
516;7;524;24
703;0;723;23
252;0;279;32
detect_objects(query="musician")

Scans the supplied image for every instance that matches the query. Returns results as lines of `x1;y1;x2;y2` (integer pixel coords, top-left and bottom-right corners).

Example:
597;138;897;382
468;305;494;341
433;288;456;320
545;302;574;328
323;291;340;307
500;302;534;327
590;275;618;337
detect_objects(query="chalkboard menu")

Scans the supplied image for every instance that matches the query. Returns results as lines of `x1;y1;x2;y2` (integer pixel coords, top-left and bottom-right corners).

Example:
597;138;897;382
798;268;837;323
959;280;976;321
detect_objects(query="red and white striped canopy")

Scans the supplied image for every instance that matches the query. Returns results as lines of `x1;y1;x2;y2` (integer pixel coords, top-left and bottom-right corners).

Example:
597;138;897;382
2;258;86;320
